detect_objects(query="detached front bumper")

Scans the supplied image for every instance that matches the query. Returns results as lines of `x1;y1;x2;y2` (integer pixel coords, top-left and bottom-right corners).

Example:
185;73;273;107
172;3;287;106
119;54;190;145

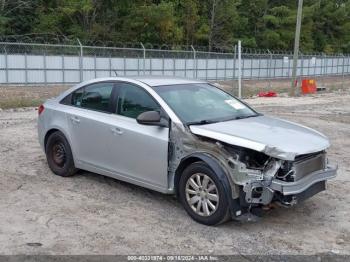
239;162;337;210
233;153;337;219
270;164;337;196
232;159;337;221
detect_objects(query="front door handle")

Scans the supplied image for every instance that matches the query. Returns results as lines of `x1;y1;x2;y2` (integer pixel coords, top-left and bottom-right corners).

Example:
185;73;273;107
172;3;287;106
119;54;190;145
110;127;123;135
70;116;80;124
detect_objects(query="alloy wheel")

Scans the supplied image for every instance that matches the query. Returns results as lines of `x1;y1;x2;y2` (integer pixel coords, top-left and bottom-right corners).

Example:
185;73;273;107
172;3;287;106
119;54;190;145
185;173;219;217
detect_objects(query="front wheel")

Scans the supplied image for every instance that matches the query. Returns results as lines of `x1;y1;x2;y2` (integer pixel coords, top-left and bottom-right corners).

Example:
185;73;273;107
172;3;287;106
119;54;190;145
179;161;230;225
45;131;77;177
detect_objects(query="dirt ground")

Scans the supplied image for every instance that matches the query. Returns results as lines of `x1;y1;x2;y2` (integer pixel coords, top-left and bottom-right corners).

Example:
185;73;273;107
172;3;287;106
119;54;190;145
0;91;349;255
220;75;350;97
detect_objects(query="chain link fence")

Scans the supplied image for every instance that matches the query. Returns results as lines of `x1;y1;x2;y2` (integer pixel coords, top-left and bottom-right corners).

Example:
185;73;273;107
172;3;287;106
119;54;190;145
0;41;349;95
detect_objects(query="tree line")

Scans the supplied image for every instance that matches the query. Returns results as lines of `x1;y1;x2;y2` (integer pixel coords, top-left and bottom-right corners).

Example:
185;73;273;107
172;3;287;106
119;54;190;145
0;0;349;53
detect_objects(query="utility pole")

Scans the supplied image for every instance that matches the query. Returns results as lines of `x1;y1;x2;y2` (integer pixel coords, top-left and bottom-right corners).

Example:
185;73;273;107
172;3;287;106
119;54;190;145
238;40;242;98
290;0;303;97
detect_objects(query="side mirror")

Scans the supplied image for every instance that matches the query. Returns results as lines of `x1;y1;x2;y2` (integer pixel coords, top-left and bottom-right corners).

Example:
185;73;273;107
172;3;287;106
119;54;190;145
136;111;167;127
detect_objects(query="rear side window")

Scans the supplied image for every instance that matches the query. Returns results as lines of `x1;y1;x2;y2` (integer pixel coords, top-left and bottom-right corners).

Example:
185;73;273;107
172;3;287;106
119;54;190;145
116;83;160;119
70;82;114;112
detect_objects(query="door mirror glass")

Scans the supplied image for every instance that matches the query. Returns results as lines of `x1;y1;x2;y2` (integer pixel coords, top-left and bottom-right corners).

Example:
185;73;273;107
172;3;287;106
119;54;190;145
137;111;165;126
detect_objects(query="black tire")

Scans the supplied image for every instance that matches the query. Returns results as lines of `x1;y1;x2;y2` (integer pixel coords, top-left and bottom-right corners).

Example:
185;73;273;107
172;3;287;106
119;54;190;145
45;131;77;177
179;161;230;226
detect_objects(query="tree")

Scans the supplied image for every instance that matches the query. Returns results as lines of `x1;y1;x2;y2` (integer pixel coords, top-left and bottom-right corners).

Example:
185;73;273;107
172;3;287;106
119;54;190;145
312;0;350;53
0;0;39;36
237;0;268;47
0;0;349;53
121;1;182;44
208;0;240;50
178;0;199;46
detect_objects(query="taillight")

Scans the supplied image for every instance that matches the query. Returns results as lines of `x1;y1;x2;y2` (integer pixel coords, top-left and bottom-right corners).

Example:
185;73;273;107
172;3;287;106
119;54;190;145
38;104;45;116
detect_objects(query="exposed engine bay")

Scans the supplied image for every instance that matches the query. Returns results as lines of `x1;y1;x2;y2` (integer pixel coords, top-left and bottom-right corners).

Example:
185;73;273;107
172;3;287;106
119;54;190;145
226;146;327;206
169;121;337;220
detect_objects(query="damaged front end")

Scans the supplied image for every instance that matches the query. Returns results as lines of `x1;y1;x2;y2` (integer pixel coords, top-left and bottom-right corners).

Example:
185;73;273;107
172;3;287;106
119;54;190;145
226;147;337;210
170;121;337;221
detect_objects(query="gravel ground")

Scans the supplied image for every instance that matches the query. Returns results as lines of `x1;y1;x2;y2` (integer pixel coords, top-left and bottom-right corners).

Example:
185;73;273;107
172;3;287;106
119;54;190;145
0;91;349;255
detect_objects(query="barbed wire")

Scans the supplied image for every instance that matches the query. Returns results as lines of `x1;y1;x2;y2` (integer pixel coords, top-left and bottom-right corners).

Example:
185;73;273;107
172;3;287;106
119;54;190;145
0;34;348;57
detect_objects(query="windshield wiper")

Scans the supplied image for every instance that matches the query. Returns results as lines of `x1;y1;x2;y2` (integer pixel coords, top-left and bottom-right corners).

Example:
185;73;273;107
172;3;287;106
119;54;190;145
187;113;262;125
186;119;218;126
233;113;262;120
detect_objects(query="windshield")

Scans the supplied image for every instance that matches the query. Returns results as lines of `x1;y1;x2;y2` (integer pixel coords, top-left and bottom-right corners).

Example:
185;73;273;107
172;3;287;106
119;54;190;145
152;83;259;125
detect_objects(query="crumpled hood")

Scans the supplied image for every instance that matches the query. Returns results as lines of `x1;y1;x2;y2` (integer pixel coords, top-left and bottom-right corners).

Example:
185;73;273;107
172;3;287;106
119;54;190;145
189;115;330;161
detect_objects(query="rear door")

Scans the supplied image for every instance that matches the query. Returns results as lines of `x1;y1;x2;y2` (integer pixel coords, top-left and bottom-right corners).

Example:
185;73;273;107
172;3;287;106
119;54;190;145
66;82;117;170
107;82;169;190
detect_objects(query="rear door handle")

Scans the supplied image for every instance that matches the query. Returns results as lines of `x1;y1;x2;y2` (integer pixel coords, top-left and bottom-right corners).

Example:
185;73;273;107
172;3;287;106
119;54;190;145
110;127;123;135
70;116;80;124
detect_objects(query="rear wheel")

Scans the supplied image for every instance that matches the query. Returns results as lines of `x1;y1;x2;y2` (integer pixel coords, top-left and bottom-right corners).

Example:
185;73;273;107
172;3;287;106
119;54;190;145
179;161;229;225
45;131;77;177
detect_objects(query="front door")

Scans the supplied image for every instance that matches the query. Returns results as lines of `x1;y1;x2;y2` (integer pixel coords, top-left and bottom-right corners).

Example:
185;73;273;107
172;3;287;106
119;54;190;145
108;82;169;190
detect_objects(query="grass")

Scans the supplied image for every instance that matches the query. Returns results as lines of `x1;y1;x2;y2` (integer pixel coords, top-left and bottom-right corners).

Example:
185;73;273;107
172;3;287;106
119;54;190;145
0;98;44;109
0;85;69;109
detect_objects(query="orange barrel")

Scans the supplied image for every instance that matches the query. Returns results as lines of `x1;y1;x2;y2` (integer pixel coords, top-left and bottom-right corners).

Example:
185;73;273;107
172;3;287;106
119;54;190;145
301;79;317;94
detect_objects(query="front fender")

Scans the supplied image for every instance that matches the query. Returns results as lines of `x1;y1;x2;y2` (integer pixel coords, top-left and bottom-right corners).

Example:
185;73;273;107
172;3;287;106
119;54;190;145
176;152;241;217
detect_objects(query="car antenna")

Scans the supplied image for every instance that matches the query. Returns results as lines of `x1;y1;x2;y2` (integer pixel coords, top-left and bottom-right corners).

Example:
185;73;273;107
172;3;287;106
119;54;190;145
114;70;118;76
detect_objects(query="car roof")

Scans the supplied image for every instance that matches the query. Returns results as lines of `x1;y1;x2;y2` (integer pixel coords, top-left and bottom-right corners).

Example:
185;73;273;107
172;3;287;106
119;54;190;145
70;76;206;88
130;76;206;87
54;76;207;102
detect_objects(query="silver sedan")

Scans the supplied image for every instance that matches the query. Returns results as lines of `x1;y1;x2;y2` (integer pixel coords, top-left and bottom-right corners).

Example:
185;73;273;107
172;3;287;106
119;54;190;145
38;77;337;225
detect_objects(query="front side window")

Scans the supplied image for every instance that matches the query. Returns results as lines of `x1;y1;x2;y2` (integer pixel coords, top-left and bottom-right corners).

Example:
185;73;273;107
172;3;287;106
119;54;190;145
152;83;258;125
71;82;114;112
116;83;160;119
